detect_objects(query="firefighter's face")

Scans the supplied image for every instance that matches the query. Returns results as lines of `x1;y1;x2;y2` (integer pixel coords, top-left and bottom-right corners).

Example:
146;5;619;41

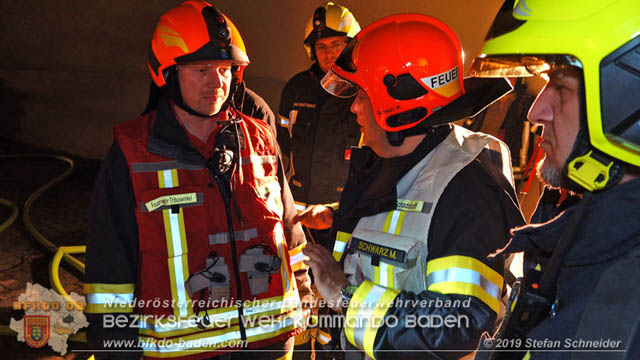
314;36;348;73
528;68;582;186
351;89;395;158
178;60;234;116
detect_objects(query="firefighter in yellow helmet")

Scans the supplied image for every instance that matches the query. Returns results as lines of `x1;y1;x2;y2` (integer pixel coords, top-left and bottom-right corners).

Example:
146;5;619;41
470;0;640;358
84;1;312;359
277;1;361;241
277;4;361;357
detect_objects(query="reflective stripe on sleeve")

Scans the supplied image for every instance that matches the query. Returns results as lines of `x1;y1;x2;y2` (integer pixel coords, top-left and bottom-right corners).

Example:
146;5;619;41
317;329;331;345
289;110;298;128
279;117;290;127
426;255;503;314
83;283;135;313
344;280;399;359
288;243;308;273
332;231;351;262
294;201;307;212
273;223;292;293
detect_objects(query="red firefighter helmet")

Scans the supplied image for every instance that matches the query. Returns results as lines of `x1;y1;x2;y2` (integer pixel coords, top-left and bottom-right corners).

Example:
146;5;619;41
321;13;465;132
148;0;249;88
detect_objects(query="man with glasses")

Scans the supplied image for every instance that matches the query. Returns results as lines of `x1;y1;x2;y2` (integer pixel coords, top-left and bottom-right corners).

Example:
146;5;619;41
277;3;362;357
277;2;361;247
84;2;311;359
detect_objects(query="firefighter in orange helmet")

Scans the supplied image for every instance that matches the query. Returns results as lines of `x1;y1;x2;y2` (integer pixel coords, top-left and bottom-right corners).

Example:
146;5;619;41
84;1;312;359
301;14;524;359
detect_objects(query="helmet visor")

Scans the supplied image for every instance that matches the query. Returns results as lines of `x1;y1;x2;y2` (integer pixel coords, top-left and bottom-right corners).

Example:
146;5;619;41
469;55;582;78
321;68;358;98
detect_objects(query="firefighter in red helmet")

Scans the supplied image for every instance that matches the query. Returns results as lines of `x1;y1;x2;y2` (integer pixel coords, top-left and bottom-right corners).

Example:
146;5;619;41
84;1;311;359
301;13;524;359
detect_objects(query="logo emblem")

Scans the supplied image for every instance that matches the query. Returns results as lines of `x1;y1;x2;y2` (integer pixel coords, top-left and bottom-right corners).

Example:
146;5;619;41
24;315;50;348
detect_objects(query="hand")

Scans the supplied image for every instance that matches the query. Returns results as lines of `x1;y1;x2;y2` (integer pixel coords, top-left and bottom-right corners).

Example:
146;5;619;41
293;204;334;230
303;243;348;312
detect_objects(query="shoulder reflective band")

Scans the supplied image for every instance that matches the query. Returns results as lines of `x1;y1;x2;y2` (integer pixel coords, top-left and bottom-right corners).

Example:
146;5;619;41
288;243;308;273
158;169;179;189
426;255;504;314
209;228;258;244
242;155;278;179
255;181;282;198
131;161;204;173
345;280;399;359
144;192;201;212
382;210;406;235
83;283;135;314
317;329;331;345
349;237;406;263
241;155;278;166
333;231;351;262
396;199;432;213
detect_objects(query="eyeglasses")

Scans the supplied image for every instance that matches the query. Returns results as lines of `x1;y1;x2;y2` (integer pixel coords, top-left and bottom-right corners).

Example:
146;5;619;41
176;63;233;79
315;41;348;54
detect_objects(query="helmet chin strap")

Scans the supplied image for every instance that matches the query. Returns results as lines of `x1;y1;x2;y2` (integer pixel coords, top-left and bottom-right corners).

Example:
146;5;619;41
386;120;437;147
562;88;625;193
164;67;238;118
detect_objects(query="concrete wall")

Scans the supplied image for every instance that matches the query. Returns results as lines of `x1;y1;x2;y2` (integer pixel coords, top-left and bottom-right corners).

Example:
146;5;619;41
0;0;503;159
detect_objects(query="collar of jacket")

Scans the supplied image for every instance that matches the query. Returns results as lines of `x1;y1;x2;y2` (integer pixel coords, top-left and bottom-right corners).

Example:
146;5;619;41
147;96;208;166
337;125;451;223
495;177;640;266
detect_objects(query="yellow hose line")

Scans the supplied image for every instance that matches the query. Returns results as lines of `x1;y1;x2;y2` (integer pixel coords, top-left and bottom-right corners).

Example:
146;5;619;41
0;325;87;343
0;197;19;232
50;246;87;302
1;155;92;353
0;154;85;273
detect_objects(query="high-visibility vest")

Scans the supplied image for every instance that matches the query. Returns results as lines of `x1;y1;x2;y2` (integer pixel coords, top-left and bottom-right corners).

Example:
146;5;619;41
335;125;514;358
101;110;305;358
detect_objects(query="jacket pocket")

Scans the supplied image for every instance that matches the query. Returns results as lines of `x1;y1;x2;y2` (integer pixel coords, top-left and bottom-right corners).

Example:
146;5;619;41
349;226;427;292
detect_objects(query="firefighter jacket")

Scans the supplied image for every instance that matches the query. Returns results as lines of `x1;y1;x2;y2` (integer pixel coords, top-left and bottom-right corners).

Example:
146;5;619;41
84;97;312;360
331;124;525;360
277;62;361;208
487;180;640;360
